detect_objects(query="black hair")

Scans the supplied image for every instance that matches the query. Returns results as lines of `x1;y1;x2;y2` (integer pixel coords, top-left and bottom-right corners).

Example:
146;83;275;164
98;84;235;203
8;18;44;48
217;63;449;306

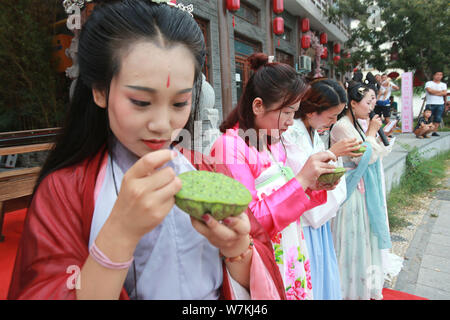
220;52;308;150
432;69;443;76
364;72;378;96
35;0;205;190
335;80;370;141
295;78;347;119
220;52;308;134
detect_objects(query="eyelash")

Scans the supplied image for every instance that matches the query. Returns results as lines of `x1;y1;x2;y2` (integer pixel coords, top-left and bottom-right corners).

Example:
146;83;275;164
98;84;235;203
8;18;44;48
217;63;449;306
130;99;150;107
130;99;189;108
173;101;189;108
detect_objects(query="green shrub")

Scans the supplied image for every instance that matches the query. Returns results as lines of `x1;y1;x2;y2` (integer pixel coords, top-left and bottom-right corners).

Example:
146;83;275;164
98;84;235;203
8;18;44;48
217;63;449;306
0;0;68;132
387;148;450;230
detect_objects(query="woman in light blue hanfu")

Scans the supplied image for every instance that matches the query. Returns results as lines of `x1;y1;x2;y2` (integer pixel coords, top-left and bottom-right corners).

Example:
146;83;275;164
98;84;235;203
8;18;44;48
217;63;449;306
330;80;392;300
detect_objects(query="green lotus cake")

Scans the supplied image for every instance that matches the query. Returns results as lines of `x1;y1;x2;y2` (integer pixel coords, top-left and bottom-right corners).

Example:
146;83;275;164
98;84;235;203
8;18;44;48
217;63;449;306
352;145;367;154
175;171;252;221
317;167;346;185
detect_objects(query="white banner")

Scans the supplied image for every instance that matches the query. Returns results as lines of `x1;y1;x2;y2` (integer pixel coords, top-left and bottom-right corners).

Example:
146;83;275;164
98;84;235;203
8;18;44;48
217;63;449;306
401;72;414;133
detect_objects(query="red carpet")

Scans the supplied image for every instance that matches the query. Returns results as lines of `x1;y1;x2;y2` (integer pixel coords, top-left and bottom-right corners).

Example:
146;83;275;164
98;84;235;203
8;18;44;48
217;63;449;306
382;288;428;300
0;209;26;300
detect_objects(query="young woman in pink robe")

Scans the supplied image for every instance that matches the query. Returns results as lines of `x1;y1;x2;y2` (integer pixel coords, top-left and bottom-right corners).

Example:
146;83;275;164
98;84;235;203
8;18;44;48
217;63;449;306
210;53;339;300
8;1;283;300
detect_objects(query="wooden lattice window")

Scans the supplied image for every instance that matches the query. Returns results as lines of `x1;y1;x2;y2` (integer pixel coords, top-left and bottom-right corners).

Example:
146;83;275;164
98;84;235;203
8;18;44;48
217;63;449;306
194;16;211;84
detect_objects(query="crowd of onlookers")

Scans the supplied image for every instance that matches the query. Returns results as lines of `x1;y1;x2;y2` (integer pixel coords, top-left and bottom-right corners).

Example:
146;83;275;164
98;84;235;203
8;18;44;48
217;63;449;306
371;71;447;139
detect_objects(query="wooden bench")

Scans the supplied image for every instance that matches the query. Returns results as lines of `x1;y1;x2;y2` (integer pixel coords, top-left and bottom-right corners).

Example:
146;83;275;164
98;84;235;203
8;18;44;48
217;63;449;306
0;143;54;242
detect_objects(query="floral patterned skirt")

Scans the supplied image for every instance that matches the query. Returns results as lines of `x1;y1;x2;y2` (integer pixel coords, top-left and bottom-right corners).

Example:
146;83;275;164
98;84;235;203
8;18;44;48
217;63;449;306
272;220;313;300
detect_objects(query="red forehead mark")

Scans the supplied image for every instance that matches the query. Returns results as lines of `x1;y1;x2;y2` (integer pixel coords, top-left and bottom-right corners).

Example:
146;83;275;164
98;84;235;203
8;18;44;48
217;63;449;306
166;73;170;88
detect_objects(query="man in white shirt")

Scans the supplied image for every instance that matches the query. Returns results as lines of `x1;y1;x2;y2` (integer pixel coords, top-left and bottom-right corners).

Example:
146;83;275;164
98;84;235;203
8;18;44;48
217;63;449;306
425;71;447;136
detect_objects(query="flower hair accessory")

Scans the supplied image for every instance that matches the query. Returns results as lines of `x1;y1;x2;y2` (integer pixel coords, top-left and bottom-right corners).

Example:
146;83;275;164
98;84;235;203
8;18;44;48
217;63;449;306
63;1;194;18
152;0;194;17
357;86;366;95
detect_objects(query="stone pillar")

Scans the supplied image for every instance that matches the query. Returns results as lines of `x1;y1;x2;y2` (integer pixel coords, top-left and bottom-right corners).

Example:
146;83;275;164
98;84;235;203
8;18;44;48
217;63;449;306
195;74;221;154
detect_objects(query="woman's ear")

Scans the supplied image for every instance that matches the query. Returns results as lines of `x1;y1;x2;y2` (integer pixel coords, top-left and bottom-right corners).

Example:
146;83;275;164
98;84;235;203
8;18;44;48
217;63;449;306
92;87;107;109
305;112;316;120
350;100;358;111
252;97;264;116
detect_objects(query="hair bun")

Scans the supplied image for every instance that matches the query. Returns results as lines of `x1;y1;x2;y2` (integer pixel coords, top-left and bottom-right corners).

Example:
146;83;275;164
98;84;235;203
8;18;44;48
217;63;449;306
365;72;377;85
248;53;269;71
352;70;364;83
347;80;361;91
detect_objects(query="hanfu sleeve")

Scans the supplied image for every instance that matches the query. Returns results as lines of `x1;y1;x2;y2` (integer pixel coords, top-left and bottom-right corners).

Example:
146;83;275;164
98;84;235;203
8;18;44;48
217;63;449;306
178;147;286;299
331;117;387;165
7;156;129;300
209;134;327;238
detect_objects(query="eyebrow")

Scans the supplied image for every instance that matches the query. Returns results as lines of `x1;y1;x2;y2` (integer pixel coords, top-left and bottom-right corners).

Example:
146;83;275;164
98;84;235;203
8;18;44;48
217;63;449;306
285;105;299;111
125;85;193;94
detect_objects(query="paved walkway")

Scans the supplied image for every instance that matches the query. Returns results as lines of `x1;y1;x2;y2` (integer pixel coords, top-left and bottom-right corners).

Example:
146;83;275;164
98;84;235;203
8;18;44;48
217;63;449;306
394;176;450;299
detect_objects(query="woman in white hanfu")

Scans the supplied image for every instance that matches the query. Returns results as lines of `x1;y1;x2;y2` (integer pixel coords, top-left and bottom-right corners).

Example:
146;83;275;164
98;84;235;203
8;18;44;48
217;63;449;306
284;78;363;300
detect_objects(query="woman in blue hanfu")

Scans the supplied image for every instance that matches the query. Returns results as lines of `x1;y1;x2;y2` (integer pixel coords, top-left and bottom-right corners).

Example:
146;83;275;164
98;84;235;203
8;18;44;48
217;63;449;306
329;80;393;300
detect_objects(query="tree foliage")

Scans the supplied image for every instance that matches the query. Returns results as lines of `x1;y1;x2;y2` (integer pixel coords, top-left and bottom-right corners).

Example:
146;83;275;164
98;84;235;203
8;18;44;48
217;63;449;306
0;0;69;132
327;0;450;81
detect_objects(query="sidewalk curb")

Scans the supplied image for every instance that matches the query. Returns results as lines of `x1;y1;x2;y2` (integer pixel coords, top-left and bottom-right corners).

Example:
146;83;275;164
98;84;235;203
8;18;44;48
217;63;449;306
393;199;440;294
382;132;450;195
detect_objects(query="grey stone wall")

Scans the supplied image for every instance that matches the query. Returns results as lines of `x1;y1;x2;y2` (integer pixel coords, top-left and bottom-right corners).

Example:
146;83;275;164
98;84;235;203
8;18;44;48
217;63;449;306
274;9;298;66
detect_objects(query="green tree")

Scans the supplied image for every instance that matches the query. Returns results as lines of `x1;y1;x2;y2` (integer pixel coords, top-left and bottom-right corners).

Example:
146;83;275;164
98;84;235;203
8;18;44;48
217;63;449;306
0;0;68;132
327;0;450;81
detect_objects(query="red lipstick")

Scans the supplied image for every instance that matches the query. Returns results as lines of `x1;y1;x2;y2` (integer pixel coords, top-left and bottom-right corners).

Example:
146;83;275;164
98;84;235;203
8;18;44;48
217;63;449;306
143;139;169;150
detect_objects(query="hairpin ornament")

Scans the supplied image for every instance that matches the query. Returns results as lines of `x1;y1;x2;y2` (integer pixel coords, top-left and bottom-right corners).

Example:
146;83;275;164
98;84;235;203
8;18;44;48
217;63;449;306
152;0;194;17
357;87;366;95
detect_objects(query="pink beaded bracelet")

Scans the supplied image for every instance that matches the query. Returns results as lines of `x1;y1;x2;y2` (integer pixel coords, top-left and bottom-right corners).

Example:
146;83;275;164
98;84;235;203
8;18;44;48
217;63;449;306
89;241;134;270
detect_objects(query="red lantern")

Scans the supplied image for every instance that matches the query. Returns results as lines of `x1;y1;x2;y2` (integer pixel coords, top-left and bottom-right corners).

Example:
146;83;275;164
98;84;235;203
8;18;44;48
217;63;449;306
301;35;311;49
321;47;328;59
333;43;341;54
345;52;351;59
226;0;240;12
273;0;284;14
333;55;341;64
301;18;310;32
273;17;284;35
320;32;327;44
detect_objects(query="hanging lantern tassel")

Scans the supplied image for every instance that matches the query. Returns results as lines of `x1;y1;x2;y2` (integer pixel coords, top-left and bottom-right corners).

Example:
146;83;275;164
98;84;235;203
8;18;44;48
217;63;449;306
226;0;240;28
278;38;280;46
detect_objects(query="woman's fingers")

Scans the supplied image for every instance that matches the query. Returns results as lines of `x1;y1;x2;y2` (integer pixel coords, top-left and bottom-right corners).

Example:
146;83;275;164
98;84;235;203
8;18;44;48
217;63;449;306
150;174;183;201
191;212;250;241
191;214;236;242
223;213;251;236
318;162;337;174
313;151;337;163
126;149;176;180
139;166;179;192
